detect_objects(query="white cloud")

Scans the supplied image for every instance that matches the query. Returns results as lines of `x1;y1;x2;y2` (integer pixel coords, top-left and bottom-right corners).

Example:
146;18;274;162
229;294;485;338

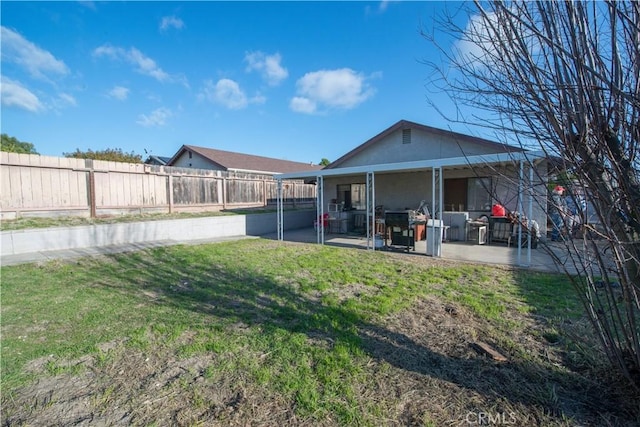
0;26;69;80
454;12;494;66
78;1;97;11
454;10;537;70
108;85;129;100
289;97;316;114
250;92;267;105
128;48;170;81
199;79;267;110
92;45;118;59
244;51;288;86
201;78;248;110
47;92;77;112
290;68;376;114
0;76;43;112
366;1;391;15
93;44;172;83
136;107;172;127
160;16;184;31
56;92;77;107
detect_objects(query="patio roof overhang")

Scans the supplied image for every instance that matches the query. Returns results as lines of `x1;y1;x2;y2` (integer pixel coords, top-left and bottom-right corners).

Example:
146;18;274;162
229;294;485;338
274;150;546;267
275;150;546;181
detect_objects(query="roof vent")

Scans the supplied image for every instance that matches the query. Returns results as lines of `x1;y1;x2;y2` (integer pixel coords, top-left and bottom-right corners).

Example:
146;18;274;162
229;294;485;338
402;128;411;144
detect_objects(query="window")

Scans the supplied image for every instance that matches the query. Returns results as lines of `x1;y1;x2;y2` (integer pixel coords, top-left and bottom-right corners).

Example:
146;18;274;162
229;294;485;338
402;128;411;144
351;183;366;210
336;183;366;210
467;177;492;211
444;177;493;212
444;178;467;211
337;184;351;208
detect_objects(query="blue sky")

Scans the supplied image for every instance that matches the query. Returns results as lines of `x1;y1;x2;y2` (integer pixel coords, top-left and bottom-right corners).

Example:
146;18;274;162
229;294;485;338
1;1;476;164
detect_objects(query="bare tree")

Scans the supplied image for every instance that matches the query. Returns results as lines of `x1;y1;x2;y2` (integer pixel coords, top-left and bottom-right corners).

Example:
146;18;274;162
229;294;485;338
424;1;640;388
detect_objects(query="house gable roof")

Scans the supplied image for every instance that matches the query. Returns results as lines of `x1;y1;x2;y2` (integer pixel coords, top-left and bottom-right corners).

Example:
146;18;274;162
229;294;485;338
326;119;525;169
144;155;171;165
168;145;324;174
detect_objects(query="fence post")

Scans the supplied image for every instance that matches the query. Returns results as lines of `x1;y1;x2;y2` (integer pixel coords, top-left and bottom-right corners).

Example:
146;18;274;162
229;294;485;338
292;181;296;208
86;159;96;218
222;177;227;209
168;173;174;213
88;171;96;218
263;179;267;206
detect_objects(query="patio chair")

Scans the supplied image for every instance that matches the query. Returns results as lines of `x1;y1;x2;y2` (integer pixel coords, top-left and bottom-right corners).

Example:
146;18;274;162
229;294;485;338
353;213;366;234
490;221;513;246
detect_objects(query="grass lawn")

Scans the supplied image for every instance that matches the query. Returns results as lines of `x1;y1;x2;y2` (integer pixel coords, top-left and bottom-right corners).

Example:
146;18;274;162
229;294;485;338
1;239;637;426
0;208;283;231
0;211;229;231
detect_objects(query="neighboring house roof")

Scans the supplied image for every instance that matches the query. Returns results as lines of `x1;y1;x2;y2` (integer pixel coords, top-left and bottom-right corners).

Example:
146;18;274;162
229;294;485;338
167;145;324;174
326;119;525;169
144;155;171;165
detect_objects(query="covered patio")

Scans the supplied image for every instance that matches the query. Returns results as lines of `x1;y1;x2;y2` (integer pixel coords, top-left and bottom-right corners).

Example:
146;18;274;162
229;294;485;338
275;151;548;268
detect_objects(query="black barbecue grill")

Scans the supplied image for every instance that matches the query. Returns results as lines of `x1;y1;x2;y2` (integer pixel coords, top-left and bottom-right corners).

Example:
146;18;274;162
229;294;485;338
384;211;415;251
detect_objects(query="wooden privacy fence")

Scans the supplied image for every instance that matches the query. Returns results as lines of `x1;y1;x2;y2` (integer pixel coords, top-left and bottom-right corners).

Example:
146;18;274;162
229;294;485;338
0;152;317;219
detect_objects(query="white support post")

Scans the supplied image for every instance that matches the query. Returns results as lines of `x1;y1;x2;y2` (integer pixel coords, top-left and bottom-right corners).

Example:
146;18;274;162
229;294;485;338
428;167;443;257
431;167;435;256
439;166;443;254
517;160;524;266
527;163;534;266
316;175;324;245
277;179;283;241
366;172;375;250
438;166;443;222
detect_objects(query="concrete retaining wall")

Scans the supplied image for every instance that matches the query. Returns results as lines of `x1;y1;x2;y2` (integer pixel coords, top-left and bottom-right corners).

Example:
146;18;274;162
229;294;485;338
1;210;315;257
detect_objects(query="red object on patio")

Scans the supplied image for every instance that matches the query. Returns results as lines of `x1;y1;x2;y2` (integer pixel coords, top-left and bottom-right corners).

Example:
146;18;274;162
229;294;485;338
491;204;506;217
314;213;330;229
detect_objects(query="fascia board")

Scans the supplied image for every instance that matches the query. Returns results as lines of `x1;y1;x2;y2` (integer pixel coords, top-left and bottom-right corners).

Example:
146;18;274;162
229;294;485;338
276;151;545;181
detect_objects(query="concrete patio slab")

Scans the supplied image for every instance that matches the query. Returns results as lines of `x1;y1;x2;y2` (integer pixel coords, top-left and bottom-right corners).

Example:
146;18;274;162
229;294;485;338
269;227;575;274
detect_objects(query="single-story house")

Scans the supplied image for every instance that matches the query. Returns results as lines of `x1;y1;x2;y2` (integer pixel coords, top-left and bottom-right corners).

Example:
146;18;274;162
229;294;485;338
167;145;324;175
144;155;171;166
274;120;548;262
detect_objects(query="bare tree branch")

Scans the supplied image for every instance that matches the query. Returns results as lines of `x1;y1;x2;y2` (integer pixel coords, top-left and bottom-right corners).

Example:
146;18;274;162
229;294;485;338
424;0;640;389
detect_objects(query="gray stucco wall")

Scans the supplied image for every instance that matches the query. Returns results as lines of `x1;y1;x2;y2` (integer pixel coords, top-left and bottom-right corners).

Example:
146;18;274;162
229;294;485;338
323;172;431;213
321;162;548;239
172;151;222;170
336;128;511;168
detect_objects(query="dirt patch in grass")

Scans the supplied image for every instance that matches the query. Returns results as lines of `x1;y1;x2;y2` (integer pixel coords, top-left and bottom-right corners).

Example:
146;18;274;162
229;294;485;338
3;336;296;427
359;297;636;426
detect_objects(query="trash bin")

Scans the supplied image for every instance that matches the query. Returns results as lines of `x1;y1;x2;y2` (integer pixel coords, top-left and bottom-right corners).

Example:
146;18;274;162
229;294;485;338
426;219;444;256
